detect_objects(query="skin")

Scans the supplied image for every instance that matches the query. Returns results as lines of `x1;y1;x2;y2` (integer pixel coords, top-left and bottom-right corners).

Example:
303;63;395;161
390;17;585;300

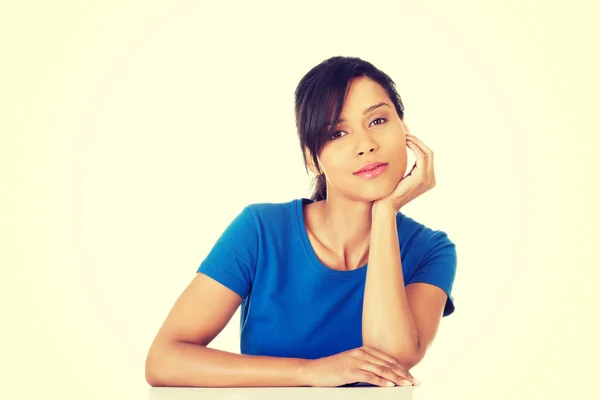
144;76;446;388
303;75;410;270
303;75;447;385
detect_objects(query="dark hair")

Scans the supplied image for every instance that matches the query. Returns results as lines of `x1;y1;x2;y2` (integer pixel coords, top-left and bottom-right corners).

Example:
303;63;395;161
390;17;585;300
294;56;405;202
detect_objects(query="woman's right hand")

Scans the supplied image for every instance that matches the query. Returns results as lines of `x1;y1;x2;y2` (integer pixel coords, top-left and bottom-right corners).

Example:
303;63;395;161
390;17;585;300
300;345;421;388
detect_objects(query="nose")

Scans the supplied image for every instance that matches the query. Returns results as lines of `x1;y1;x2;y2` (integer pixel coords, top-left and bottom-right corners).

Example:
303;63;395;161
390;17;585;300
356;132;378;156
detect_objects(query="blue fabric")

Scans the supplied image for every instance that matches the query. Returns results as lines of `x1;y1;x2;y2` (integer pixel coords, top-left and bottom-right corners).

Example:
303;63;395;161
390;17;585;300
197;198;457;360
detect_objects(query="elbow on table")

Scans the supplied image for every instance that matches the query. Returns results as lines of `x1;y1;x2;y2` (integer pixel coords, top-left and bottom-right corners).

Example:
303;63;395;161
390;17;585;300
380;345;424;372
398;347;426;371
400;355;423;371
145;345;171;387
363;340;424;371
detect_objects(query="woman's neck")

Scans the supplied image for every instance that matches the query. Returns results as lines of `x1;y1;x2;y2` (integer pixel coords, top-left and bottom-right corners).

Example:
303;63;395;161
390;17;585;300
314;195;373;267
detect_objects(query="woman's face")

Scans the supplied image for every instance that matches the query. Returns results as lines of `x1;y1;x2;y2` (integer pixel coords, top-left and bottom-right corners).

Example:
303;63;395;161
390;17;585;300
312;76;409;202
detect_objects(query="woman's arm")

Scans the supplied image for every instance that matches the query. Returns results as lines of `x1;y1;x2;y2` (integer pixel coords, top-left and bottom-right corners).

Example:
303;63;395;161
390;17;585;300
145;272;309;387
362;203;421;369
362;202;449;370
146;340;308;387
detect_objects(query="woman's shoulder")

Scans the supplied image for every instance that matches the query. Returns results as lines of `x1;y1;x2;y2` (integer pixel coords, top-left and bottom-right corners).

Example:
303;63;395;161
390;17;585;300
238;197;305;228
397;211;456;250
243;197;302;214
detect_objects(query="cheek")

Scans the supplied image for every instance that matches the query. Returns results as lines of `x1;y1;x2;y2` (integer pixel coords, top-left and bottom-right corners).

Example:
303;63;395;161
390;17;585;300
320;149;346;173
391;141;409;178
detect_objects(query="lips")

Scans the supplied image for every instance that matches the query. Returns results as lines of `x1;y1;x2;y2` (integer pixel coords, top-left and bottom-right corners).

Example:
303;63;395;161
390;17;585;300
354;162;388;174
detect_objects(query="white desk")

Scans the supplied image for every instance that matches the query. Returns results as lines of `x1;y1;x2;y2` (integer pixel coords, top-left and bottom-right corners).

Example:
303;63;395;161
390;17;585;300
148;386;421;400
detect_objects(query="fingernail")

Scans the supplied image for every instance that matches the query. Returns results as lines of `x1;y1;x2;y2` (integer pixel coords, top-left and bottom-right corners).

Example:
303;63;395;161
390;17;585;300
386;381;395;387
414;378;422;385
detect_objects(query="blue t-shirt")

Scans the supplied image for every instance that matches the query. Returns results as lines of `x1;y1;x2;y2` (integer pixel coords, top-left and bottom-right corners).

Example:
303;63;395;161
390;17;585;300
197;197;457;360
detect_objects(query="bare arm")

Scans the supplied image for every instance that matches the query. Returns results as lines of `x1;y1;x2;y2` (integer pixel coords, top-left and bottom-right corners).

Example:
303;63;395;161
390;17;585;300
147;341;308;387
145;272;310;387
362;203;447;370
362;204;420;368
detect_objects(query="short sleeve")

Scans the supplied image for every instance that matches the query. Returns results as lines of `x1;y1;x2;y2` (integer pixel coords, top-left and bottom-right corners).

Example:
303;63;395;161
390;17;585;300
406;230;457;317
196;206;258;299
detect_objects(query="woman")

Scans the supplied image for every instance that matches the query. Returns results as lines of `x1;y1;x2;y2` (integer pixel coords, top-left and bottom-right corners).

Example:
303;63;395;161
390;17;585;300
145;56;457;389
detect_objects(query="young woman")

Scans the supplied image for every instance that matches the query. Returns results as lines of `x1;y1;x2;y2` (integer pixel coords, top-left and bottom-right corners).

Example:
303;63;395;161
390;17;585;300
145;56;457;389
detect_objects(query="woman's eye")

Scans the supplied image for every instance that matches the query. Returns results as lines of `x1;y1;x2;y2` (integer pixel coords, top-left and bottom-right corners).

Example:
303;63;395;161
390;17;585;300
329;118;386;141
371;117;387;126
330;131;346;140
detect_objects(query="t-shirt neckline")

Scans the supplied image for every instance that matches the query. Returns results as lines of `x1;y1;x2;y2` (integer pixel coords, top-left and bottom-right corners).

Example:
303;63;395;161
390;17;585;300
294;198;368;281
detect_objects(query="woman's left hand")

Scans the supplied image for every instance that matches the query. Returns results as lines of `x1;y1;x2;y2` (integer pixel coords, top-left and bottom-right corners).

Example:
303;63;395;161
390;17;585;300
373;133;436;213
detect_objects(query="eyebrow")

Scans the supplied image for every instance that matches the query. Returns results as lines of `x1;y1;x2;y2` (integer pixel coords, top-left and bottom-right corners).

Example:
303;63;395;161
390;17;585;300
328;102;390;126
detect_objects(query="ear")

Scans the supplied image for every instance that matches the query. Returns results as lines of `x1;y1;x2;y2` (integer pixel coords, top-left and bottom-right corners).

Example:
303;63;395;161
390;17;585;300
304;147;322;175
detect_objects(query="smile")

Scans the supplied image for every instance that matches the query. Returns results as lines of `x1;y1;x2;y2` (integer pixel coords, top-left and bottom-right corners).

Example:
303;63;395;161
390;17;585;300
353;163;388;179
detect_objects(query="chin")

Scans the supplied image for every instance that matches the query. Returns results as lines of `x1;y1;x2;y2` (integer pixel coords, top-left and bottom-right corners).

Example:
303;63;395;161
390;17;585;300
352;183;397;203
355;173;403;202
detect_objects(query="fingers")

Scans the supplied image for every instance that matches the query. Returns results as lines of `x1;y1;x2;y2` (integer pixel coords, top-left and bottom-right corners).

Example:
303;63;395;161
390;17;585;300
358;360;414;387
406;134;435;178
358;352;411;385
406;133;433;158
361;346;415;381
406;134;435;185
355;370;397;387
406;135;427;173
358;347;417;385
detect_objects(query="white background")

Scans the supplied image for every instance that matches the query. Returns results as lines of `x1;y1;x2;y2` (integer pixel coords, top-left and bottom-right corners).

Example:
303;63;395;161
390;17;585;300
2;1;598;399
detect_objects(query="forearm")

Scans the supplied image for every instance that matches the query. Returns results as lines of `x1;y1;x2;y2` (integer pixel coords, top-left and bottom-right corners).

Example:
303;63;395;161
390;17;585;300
362;203;420;367
146;341;309;387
